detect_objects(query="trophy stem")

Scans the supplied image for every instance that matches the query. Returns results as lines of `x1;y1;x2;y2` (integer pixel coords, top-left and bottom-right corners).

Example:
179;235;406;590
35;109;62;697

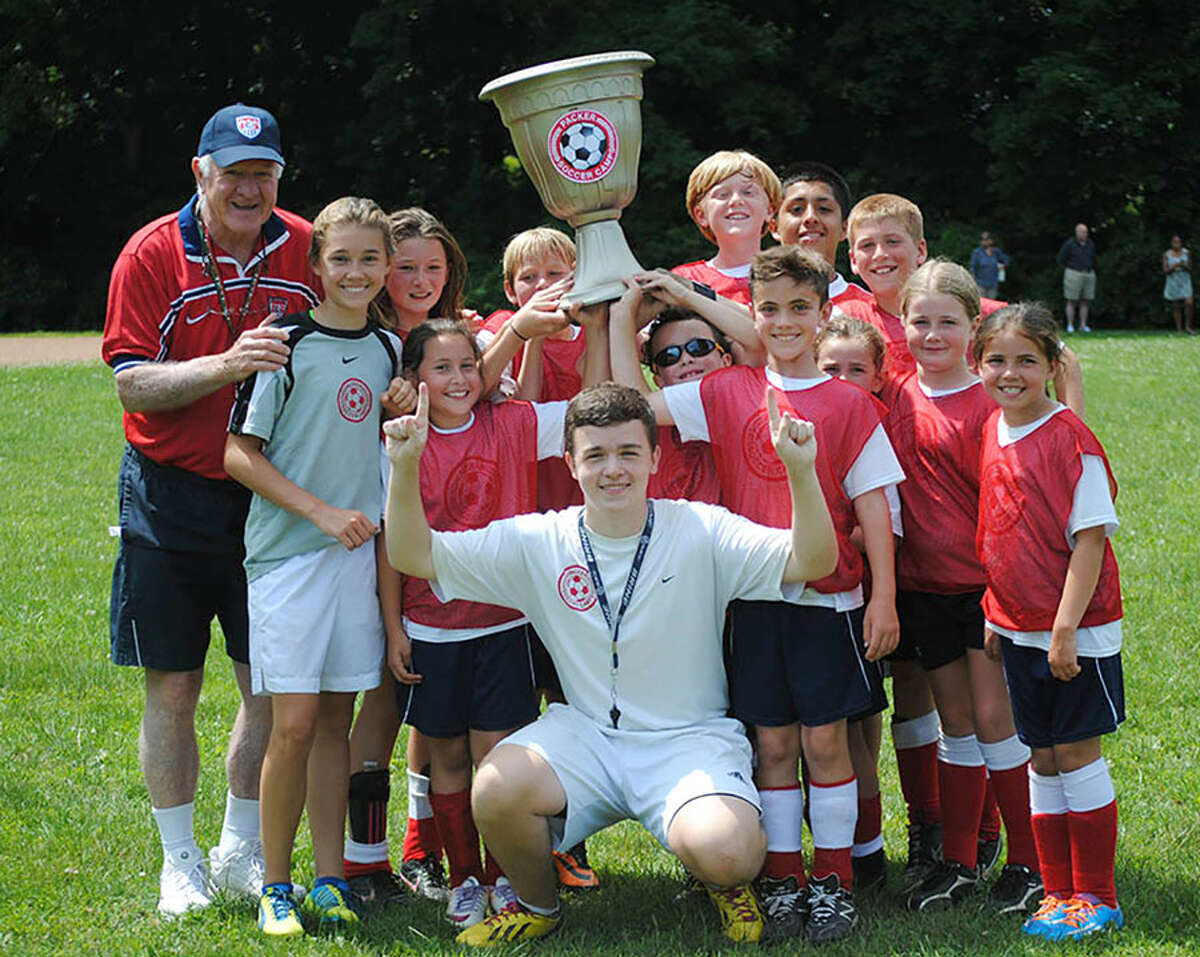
563;219;644;307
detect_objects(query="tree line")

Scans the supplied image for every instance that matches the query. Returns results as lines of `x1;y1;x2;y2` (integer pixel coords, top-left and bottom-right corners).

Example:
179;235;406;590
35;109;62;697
3;0;1197;331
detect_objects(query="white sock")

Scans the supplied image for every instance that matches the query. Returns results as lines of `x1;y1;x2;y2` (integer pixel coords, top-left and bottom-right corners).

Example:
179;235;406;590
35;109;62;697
978;734;1030;772
516;895;561;917
1028;768;1068;816
153;802;200;866
809;778;857;851
759;785;804;852
938;731;985;767
345;839;390;864
217;792;260;855
407;769;433;820
892;708;940;749
1060;757;1115;813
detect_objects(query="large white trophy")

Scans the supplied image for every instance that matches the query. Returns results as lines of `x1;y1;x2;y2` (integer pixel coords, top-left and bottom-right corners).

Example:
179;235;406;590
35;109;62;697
479;51;655;306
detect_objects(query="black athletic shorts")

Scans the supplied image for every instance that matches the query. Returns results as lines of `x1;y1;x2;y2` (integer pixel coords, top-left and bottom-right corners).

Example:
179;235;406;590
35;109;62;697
896;589;985;672
109;445;250;670
528;626;563;696
729;601;873;728
400;625;538;737
999;640;1125;749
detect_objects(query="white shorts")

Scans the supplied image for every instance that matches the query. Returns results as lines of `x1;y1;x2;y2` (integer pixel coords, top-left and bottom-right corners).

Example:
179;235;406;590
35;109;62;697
248;542;384;695
503;703;760;853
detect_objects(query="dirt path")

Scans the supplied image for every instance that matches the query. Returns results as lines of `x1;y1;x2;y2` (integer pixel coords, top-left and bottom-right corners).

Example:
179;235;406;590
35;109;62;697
0;335;103;366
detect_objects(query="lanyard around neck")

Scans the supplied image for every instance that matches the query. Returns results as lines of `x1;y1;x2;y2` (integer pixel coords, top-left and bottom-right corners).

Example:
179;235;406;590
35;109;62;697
576;502;654;729
198;203;267;340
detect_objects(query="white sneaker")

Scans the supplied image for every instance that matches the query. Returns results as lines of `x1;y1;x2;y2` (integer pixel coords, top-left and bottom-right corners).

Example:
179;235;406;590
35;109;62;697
446;875;489;928
489;875;520;914
210;840;306;900
158;848;213;917
210;840;264;898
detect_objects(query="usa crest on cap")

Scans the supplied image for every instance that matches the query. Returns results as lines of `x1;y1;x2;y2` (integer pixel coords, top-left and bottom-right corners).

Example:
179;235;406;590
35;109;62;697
235;115;262;139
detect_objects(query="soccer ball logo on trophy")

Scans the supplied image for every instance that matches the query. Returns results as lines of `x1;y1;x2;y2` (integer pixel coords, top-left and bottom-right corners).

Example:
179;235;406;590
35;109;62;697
480;51;655;306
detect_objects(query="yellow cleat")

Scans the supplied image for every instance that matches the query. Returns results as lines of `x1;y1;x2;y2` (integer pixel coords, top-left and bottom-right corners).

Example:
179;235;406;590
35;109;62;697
455;903;563;946
707;883;765;943
258;886;304;937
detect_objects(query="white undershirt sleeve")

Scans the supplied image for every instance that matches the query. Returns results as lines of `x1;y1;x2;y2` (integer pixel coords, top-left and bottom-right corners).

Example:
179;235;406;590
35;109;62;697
534;401;568;459
1067;454;1118;546
843;424;906;499
885;483;904;537
662;380;710;443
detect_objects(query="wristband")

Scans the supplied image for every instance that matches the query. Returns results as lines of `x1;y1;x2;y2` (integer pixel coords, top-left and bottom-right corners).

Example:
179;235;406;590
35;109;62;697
690;280;717;301
512;325;530;341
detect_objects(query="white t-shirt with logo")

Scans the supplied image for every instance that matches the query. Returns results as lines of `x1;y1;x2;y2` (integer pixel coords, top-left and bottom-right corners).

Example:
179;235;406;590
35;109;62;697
429;499;792;731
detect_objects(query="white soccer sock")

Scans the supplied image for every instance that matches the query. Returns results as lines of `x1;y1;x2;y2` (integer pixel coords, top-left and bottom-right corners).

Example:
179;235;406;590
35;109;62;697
216;792;260;855
1060;757;1115;813
892;708;940;750
938;731;985;767
1028;768;1068;816
345;838;390;864
978;734;1031;772
809;778;857;850
759;785;804;852
407;768;433;820
516;895;561;917
153;802;201;865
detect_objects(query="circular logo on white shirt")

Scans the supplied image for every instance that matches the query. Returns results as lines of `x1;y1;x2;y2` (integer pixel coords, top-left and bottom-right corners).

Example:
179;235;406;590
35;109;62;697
337;377;373;422
557;564;597;611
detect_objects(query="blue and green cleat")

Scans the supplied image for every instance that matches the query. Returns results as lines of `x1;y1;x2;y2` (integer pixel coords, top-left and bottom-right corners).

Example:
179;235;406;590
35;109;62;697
304;877;361;930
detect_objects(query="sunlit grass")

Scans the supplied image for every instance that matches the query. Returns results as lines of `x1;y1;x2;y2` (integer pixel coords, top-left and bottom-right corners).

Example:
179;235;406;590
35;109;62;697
2;337;1198;954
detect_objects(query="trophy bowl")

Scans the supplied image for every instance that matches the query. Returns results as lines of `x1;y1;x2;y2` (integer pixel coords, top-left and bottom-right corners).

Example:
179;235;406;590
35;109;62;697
480;51;655;306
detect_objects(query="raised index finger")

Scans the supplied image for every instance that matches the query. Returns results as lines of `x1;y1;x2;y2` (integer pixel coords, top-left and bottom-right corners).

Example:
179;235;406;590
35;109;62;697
766;386;781;435
415;381;429;425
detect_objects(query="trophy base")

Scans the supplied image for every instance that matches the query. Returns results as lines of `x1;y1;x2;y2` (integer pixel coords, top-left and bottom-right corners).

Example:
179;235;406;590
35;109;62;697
562;219;644;307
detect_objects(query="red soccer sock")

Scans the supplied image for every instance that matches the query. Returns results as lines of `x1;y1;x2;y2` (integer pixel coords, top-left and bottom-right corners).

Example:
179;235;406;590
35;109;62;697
853;792;882;853
401;768;443;862
1068;803;1118;907
401;815;443;862
892;712;941;826
763;850;806;883
344;857;391;878
1060;758;1119;908
429;788;482;887
979;778;1002;840
937;734;987;869
482;845;503;886
988;763;1038;870
811;847;853;888
1029;769;1072;899
1032;814;1073;899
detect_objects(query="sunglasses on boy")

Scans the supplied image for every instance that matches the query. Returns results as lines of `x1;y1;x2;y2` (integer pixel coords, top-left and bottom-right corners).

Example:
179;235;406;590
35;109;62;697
652;337;721;368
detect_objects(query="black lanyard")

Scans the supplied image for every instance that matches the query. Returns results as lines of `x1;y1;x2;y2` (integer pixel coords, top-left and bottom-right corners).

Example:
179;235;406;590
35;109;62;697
198;205;267;341
577;502;654;729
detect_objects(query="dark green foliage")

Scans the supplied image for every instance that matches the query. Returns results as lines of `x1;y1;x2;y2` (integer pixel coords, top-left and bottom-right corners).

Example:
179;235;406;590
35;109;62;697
4;0;1200;330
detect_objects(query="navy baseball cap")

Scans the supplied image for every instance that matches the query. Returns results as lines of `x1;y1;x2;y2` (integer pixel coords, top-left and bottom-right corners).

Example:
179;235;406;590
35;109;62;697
197;103;286;168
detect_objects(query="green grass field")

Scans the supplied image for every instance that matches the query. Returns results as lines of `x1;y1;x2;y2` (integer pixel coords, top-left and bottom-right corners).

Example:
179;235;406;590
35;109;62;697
2;334;1198;954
